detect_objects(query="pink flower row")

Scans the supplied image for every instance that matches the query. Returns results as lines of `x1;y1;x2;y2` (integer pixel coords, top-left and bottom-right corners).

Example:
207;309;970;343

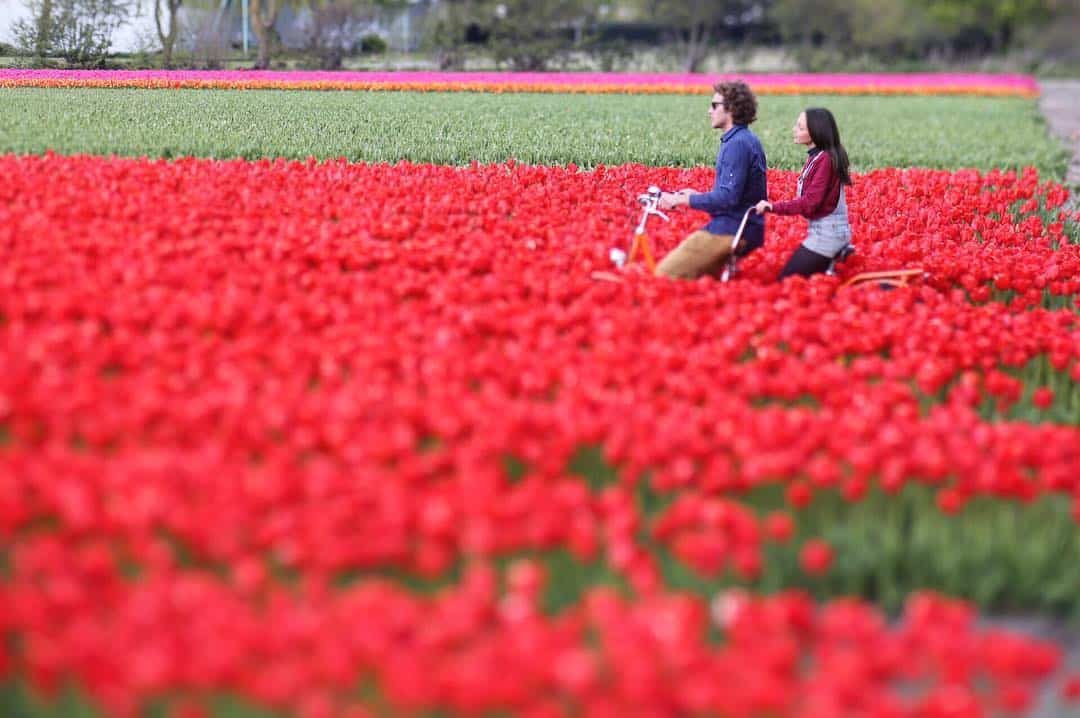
0;69;1040;96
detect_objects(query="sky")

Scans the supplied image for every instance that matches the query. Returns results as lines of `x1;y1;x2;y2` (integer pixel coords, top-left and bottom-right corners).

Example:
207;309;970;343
0;0;29;44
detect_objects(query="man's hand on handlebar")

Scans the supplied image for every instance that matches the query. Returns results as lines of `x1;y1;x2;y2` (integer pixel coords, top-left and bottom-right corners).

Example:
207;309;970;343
754;200;772;215
659;191;692;211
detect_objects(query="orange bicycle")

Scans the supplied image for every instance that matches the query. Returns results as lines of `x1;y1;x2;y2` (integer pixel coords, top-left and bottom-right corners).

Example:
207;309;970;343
592;186;669;282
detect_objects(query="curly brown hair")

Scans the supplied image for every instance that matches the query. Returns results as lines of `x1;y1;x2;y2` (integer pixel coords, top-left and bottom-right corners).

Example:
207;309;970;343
713;80;758;125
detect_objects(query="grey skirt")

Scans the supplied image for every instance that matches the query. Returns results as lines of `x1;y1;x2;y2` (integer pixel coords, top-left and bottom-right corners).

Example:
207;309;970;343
803;187;852;258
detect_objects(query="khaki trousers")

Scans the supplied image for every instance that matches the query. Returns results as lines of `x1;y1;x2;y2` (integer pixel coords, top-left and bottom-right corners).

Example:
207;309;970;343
654;230;735;279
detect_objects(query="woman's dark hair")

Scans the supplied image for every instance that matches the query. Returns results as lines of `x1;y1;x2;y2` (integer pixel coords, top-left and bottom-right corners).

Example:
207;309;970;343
713;80;757;125
805;108;851;186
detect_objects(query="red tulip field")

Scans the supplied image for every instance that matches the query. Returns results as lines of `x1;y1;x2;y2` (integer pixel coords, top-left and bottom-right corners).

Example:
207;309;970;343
1;75;1080;718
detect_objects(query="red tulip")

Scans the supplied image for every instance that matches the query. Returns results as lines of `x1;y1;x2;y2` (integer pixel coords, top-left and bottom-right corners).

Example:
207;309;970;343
800;540;835;576
763;511;795;543
0;153;1077;717
1063;674;1080;701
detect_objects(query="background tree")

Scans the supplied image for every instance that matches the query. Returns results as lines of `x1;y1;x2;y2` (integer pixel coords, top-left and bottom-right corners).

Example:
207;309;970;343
638;0;763;73
769;0;1068;60
13;0;133;66
152;0;183;66
421;0;479;70
910;0;1066;55
768;0;852;51
849;0;933;57
1019;0;1080;66
185;7;230;67
12;0;54;64
247;0;283;67
302;0;377;69
486;0;599;71
34;0;53;60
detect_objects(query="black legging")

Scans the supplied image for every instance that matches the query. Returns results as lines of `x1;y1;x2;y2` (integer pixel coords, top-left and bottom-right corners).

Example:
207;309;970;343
778;245;832;280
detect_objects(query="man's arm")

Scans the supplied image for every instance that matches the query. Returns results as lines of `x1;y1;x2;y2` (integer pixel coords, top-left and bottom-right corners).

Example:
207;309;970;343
687;140;750;214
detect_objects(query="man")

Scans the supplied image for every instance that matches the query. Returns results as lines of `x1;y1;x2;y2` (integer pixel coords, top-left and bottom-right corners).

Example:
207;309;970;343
655;80;768;279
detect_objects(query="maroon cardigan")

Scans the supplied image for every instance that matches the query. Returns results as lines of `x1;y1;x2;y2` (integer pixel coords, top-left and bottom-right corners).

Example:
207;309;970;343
772;149;841;220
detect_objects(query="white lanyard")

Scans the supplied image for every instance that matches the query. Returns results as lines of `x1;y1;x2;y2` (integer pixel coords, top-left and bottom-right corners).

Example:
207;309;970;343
796;152;827;197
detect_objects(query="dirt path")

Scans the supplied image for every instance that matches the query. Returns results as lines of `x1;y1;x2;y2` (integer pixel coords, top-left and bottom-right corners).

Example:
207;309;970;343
1038;79;1080;195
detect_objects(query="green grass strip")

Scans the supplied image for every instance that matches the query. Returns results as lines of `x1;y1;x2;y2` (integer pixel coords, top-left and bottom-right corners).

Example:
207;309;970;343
0;89;1069;176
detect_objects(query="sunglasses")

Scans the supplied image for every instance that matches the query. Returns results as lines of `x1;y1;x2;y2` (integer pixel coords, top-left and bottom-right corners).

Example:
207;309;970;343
710;101;724;110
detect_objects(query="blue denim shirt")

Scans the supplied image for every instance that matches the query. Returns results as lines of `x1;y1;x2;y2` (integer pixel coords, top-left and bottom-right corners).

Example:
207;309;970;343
689;125;768;252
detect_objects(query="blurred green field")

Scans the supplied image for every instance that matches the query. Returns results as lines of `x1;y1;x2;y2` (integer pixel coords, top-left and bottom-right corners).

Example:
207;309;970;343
0;88;1070;176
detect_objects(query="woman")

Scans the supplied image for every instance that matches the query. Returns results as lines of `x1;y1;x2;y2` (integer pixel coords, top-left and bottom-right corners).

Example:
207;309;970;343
755;108;852;280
